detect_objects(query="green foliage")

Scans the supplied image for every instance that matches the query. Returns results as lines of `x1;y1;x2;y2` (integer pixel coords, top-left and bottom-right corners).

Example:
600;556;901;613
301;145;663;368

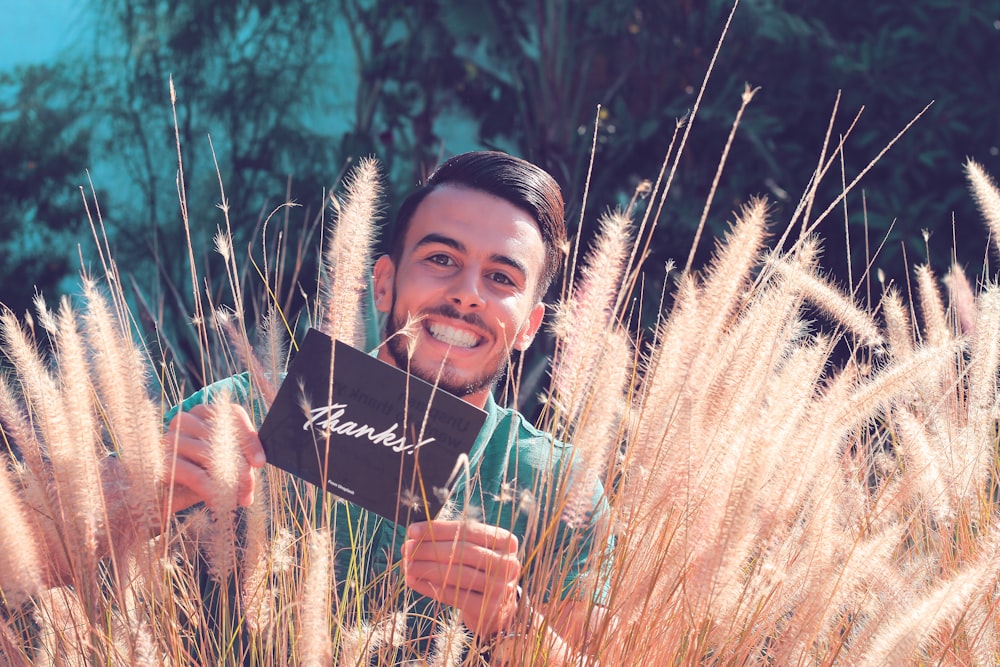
382;0;1000;296
88;0;342;239
710;1;1000;288
0;64;99;316
335;0;466;186
3;0;999;392
80;0;346;382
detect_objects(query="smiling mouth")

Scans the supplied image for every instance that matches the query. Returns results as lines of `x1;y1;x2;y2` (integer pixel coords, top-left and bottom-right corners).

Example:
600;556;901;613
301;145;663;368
427;321;482;349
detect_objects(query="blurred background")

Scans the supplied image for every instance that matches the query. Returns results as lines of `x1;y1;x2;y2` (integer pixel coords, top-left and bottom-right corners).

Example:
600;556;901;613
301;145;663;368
2;0;998;399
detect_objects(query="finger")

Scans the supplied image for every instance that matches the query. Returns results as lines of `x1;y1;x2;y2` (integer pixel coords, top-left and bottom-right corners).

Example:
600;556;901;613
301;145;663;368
166;409;212;440
165;418;255;504
238;466;256;507
403;558;513;597
167;431;251;482
407;575;486;610
168;444;253;503
408;520;519;553
403;540;521;581
164;455;255;512
228;404;266;468
166;456;215;507
165;432;213;469
167;404;265;469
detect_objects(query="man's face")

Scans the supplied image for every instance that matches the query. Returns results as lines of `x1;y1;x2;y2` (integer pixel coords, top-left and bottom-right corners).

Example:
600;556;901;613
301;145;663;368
373;184;547;408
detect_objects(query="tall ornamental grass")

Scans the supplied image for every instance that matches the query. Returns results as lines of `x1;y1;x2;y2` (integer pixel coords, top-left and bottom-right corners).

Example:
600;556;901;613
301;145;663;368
3;92;1000;665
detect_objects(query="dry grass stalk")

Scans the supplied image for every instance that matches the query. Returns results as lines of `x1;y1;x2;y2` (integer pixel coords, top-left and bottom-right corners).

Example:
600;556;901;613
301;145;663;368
320;157;382;348
550;209;632;417
694;197;770;350
773;255;883;348
858;551;994;665
201;395;242;582
944;262;978;337
1;304;104;583
550;209;634;529
0;462;45;603
916;264;951;347
952;286;1000;504
559;330;631;529
966;158;1000;258
240;472;273;637
425;611;469;666
217;308;278;411
880;287;913;358
7;143;1000;667
891;406;954;521
299;525;334;666
80;280;164;537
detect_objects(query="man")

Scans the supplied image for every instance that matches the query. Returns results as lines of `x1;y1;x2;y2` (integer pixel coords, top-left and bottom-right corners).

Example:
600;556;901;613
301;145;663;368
166;151;608;662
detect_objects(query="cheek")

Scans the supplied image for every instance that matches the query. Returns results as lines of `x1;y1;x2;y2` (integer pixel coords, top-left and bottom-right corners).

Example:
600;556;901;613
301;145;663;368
386;271;433;314
401;267;443;294
493;302;534;343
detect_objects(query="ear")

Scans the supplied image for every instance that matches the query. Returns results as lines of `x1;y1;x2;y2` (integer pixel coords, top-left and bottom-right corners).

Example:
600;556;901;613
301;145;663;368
373;255;395;314
513;302;546;352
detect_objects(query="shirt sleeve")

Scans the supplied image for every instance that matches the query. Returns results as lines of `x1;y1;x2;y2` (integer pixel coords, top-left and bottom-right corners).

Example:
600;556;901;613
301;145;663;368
162;373;253;424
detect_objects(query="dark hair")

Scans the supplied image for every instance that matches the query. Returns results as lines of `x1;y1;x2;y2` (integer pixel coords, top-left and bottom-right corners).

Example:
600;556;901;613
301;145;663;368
388;151;566;298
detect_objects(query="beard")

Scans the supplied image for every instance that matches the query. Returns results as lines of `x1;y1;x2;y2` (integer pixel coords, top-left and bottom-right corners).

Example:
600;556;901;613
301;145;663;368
383;300;509;399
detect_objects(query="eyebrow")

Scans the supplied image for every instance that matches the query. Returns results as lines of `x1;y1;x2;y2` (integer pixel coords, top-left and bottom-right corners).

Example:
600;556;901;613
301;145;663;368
413;232;529;279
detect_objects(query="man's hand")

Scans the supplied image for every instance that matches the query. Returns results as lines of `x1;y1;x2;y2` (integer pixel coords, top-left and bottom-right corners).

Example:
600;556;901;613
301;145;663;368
163;403;266;514
402;519;522;636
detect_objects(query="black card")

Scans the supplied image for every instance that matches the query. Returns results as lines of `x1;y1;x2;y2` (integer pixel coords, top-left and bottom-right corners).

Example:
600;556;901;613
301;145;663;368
258;328;487;524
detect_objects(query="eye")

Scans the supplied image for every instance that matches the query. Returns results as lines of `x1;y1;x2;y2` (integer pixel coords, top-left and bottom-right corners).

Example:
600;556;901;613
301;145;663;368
489;272;515;287
427;254;454;267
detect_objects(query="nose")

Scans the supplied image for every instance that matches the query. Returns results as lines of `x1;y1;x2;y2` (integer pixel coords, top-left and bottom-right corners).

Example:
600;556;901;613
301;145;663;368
448;268;485;310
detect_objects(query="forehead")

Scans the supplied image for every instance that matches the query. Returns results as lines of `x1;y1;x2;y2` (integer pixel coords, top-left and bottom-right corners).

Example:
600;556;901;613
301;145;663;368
403;185;546;274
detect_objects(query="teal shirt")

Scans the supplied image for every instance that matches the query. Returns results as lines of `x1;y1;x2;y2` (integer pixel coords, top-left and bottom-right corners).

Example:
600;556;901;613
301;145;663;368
170;372;608;655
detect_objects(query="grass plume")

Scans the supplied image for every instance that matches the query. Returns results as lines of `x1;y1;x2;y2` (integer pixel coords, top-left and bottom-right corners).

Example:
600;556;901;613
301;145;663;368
320;157;382;348
6;104;1000;667
966;158;1000;259
0;462;45;603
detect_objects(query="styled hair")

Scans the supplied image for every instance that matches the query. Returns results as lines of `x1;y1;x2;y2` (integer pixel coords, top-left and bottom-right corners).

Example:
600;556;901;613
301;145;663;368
388;151;566;298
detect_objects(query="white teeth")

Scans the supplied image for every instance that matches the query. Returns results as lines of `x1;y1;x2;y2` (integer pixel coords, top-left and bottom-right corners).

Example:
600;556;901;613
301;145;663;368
428;322;479;348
